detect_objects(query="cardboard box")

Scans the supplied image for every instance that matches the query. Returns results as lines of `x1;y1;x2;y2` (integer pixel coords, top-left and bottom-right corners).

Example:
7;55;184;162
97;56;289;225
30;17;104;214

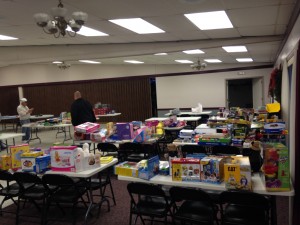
36;155;51;173
114;161;139;177
138;155;160;180
264;122;285;134
21;151;43;172
224;156;252;190
10;144;30;169
263;143;290;191
172;158;201;182
75;122;100;134
200;156;224;184
0;155;11;170
50;146;78;172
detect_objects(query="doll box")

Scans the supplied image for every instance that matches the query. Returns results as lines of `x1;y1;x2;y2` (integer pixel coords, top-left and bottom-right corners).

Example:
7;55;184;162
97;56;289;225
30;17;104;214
50;146;78;172
172;158;201;182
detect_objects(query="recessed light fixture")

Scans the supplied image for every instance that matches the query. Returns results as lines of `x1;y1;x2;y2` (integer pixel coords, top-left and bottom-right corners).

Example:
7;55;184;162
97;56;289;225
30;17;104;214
79;60;101;64
184;10;233;30
175;60;194;64
236;58;253;62
124;60;144;64
204;59;222;63
222;46;247;52
67;26;108;36
52;61;62;64
109;18;165;34
0;34;18;40
183;49;205;54
154;53;168;55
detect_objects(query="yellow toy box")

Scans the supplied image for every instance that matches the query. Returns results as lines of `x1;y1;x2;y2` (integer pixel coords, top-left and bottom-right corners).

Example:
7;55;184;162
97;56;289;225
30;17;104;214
114;161;139;177
224;156;252;191
10;144;30;169
200;156;225;184
21;151;43;172
0;155;12;170
172;158;201;182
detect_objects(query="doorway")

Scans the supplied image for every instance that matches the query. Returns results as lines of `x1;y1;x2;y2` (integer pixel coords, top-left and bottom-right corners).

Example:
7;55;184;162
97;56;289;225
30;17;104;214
226;77;263;109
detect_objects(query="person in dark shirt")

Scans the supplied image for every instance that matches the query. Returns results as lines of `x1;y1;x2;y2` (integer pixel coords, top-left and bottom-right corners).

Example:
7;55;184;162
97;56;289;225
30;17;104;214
70;91;96;126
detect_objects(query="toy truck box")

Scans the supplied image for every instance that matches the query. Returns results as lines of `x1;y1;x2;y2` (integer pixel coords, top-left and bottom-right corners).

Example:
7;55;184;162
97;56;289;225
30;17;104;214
224;156;252;191
10;144;30;169
200;156;225;184
263;143;290;191
172;158;201;182
50;146;78;172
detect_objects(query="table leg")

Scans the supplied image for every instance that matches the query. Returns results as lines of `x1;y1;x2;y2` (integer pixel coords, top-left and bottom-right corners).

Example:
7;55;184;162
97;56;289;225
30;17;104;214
28;128;41;143
62;126;72;143
270;195;277;225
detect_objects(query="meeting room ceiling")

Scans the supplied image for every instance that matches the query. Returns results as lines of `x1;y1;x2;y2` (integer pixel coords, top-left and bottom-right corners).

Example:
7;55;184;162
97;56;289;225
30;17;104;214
0;0;298;67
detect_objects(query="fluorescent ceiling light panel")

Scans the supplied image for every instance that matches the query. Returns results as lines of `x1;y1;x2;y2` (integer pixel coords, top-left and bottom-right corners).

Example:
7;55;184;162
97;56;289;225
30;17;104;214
67;26;108;36
154;53;168;55
52;61;62;64
109;18;165;34
183;49;204;54
124;60;144;64
79;60;101;64
222;46;247;52
184;10;233;30
236;58;253;62
0;34;18;40
175;60;193;63
204;59;222;63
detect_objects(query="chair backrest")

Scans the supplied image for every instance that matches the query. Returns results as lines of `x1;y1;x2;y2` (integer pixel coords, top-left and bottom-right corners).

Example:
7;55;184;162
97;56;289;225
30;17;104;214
127;182;166;198
181;145;207;155
97;143;118;153
119;142;143;152
170;186;213;205
0;169;15;182
42;174;75;186
13;171;43;190
211;145;240;156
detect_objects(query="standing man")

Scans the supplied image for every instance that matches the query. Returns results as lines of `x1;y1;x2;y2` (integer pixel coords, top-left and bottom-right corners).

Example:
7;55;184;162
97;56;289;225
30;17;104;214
17;98;34;142
70;91;96;126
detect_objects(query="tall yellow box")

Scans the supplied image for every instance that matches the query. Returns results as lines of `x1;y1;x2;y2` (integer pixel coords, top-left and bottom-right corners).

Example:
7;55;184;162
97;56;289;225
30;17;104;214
0;155;12;170
224;156;252;191
10;144;30;169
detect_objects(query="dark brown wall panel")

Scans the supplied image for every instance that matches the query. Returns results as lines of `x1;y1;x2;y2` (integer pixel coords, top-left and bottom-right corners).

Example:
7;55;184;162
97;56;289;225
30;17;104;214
0;87;19;115
23;78;152;122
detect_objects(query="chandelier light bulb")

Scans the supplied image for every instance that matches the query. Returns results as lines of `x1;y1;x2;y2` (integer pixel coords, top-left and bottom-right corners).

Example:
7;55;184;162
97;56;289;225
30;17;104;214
33;0;87;38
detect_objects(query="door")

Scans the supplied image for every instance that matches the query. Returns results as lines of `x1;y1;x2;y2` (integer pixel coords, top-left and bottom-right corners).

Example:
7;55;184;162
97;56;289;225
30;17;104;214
227;78;253;108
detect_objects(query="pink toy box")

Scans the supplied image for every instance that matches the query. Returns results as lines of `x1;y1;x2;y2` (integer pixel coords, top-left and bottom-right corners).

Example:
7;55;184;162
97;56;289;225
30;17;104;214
75;122;100;134
50;146;78;172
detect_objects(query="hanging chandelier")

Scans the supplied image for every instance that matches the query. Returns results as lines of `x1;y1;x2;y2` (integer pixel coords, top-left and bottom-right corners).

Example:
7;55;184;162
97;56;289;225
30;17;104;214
33;0;88;38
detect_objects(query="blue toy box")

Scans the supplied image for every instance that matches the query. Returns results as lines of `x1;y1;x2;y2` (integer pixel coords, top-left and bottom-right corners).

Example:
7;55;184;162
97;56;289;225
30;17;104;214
138;155;160;180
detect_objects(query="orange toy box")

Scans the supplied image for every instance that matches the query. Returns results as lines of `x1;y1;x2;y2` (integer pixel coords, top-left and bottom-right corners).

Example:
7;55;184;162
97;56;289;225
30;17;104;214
200;156;225;184
0;155;12;170
172;158;201;182
50;146;78;172
10;144;30;169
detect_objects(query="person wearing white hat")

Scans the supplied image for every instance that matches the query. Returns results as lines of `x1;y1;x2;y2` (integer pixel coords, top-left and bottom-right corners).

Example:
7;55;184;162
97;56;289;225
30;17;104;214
17;98;34;142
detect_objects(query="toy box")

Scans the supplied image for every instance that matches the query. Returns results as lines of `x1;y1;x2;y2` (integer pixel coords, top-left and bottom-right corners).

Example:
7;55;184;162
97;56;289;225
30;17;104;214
138;155;160;180
224;156;252;190
264;122;285;134
200;156;225;184
74;131;91;141
35;155;51;173
172;158;201;182
133;126;152;143
75;122;100;134
115;123;133;140
114;161;139;177
0;155;11;170
21;151;43;172
263;143;290;191
159;161;169;176
10;144;30;169
50;146;78;172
